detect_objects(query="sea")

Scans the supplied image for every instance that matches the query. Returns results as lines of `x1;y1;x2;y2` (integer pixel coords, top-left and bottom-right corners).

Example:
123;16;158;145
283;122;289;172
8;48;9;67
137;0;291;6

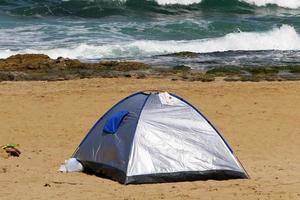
1;0;300;69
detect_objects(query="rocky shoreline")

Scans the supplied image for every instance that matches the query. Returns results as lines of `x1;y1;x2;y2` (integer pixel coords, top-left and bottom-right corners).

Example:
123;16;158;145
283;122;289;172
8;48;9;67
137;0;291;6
0;54;300;82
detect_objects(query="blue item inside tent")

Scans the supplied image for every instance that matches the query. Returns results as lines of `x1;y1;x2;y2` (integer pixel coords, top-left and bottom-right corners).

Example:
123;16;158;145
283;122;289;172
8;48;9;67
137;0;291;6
103;111;129;134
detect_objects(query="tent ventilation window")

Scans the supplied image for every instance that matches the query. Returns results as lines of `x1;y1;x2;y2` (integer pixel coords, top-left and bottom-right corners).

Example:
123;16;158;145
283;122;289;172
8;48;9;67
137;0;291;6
103;111;129;134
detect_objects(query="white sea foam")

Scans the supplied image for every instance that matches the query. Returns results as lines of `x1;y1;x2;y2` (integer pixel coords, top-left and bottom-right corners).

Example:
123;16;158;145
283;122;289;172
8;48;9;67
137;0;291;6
1;25;300;59
241;0;300;9
154;0;300;9
155;0;202;5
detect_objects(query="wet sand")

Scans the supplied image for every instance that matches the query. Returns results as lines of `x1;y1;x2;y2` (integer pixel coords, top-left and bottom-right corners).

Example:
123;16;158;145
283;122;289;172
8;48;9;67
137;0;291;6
0;78;299;199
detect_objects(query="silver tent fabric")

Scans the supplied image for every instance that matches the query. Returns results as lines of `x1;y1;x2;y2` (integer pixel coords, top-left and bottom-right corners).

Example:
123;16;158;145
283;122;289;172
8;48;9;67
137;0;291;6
73;92;247;184
127;93;243;176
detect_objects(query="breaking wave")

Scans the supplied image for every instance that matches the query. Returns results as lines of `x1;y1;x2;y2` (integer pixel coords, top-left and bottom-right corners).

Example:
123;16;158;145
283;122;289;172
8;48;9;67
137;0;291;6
241;0;300;9
158;0;300;8
0;0;299;18
1;25;300;59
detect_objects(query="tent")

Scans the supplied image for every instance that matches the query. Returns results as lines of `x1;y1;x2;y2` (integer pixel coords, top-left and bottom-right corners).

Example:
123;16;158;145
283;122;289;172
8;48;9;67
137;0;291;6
72;91;248;184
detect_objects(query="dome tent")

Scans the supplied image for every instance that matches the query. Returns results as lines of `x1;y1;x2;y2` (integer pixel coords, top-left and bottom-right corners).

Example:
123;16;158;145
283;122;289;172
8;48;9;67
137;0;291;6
72;91;248;184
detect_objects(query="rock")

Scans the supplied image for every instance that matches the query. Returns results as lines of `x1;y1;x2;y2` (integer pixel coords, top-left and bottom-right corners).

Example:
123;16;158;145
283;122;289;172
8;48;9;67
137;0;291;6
0;71;30;81
173;65;191;72
99;61;149;71
6;54;50;61
136;73;146;79
160;51;198;58
0;54;51;70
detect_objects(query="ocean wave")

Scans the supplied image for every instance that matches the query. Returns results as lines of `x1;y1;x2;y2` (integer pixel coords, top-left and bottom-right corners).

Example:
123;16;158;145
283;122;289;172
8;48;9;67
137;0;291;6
1;25;300;59
0;0;299;18
157;0;300;9
241;0;300;9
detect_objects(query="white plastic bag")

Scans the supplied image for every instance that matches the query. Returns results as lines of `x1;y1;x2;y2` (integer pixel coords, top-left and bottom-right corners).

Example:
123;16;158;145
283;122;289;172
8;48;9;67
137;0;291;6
59;158;83;173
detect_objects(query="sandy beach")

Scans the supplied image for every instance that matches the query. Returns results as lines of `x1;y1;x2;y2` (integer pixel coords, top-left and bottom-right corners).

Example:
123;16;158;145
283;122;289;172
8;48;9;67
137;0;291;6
0;78;299;199
2;0;300;198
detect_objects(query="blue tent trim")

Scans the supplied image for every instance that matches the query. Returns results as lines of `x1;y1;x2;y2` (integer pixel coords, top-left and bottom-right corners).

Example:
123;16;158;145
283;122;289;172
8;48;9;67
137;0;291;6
74;92;148;150
103;111;129;134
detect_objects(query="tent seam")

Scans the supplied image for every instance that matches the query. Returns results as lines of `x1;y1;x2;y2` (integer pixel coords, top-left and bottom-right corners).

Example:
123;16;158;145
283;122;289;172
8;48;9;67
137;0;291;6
125;93;151;178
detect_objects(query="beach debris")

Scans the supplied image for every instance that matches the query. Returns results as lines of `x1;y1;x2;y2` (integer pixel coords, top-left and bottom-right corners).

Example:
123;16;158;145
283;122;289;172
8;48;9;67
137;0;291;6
44;183;51;187
52;181;82;186
59;158;83;173
1;167;7;173
0;144;21;158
